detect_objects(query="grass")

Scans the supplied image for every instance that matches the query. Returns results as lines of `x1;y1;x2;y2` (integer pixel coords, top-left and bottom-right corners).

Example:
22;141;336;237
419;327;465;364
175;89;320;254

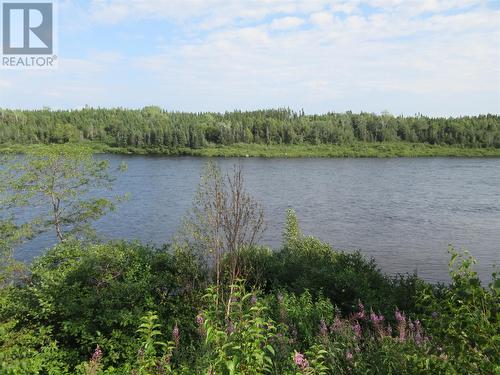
1;142;499;158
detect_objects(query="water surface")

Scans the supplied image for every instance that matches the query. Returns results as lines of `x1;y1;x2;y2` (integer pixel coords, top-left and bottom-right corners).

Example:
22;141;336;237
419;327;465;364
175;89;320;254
18;156;500;284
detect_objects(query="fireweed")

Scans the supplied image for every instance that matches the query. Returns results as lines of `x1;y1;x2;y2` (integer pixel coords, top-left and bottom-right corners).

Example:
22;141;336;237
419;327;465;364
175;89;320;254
2;239;497;374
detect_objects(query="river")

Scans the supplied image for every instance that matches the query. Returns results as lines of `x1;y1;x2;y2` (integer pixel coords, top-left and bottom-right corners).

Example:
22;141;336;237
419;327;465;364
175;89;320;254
17;155;500;284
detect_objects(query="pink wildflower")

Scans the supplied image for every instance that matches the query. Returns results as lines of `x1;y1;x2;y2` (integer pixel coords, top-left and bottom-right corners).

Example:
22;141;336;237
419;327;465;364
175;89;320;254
196;314;204;326
395;308;405;323
355;301;366;320
386;325;393;336
319;319;328;337
352;322;362;338
330;316;342;333
172;324;180;348
293;351;309;371
91;345;103;362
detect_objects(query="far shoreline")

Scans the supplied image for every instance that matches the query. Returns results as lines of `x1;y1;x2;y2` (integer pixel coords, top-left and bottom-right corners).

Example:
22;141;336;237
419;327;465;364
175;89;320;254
1;142;500;158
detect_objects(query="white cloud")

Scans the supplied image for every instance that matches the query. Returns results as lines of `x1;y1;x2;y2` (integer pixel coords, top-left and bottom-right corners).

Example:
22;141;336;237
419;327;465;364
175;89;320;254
0;80;11;89
1;0;499;115
330;2;358;14
310;11;334;28
270;16;305;30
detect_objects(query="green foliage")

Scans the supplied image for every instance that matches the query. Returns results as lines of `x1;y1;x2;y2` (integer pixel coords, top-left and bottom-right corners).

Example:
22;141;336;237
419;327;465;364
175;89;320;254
1;240;498;374
416;248;500;374
0;144;123;243
0;321;69;374
135;312;176;374
275;291;335;349
283;208;301;245
201;281;276;374
0;108;498;152
0;213;498;373
0;241;205;371
245;210;422;316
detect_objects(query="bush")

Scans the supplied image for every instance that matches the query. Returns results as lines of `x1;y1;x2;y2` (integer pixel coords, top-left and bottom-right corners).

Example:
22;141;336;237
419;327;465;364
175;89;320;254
243;210;423;317
1;227;498;373
0;240;205;371
416;249;500;374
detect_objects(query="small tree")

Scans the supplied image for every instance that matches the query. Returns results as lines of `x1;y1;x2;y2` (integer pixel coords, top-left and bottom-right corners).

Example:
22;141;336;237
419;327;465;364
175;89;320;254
283;208;301;246
182;161;265;313
0;145;124;244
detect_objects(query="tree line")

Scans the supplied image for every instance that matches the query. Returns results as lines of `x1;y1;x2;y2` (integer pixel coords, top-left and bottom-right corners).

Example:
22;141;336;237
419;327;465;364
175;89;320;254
0;107;499;149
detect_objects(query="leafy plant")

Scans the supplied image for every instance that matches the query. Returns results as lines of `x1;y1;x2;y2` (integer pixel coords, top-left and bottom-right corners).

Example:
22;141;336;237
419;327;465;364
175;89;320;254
201;281;276;374
135;312;176;375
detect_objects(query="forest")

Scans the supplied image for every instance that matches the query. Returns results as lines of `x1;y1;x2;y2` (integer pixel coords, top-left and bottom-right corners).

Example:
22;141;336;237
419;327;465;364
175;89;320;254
0;108;499;150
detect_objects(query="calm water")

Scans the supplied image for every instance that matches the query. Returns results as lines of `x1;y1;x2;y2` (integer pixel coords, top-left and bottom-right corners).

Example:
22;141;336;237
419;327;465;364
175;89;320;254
17;156;500;284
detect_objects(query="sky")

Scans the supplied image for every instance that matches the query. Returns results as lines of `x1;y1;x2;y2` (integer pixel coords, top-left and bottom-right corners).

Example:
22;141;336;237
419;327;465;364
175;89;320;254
0;0;499;116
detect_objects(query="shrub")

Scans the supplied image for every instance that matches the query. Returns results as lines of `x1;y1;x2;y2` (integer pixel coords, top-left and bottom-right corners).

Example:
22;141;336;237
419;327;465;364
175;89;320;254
416;248;500;374
245;210;422;316
200;281;276;374
1;240;205;370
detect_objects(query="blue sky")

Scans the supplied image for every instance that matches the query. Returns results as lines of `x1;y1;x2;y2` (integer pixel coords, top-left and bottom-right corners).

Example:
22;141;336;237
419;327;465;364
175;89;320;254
1;0;499;115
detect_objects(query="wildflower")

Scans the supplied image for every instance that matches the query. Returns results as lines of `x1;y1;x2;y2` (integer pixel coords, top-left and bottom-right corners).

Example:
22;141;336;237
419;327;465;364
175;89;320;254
196;314;206;336
91;345;103;362
330;316;342;333
386;325;392;336
355;301;366;320
86;346;103;375
319;319;328;337
346;351;353;361
415;332;423;345
395;309;405;323
370;311;384;324
196;313;205;326
250;295;257;305
413;319;424;345
293;351;309;370
408;320;415;332
431;311;438;319
172;324;180;348
352;322;362;339
394;309;408;341
399;329;406;342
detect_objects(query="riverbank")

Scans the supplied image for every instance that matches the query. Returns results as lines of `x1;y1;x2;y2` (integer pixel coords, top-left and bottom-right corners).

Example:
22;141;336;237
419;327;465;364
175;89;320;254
1;142;499;157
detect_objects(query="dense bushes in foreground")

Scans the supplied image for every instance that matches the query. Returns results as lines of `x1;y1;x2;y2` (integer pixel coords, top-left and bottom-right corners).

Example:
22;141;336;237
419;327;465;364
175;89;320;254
1;224;498;374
